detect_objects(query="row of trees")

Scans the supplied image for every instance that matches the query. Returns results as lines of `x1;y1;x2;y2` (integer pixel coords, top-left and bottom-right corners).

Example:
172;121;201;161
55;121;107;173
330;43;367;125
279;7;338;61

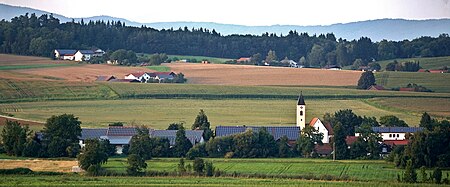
1;114;81;158
385;61;421;72
1;14;450;67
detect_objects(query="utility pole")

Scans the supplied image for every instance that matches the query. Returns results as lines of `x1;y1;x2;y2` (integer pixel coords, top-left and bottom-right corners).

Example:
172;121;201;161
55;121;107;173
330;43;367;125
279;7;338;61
333;141;336;161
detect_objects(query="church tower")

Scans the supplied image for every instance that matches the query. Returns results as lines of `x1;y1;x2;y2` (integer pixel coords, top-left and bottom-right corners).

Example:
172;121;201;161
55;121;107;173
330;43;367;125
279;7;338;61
296;92;306;129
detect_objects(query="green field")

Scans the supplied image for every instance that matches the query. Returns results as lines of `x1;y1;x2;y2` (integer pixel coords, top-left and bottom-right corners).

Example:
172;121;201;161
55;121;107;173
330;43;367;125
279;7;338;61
0;63;79;70
0;175;437;187
1;98;441;129
1;157;448;186
168;55;233;64
146;66;171;72
376;56;450;70
376;71;450;92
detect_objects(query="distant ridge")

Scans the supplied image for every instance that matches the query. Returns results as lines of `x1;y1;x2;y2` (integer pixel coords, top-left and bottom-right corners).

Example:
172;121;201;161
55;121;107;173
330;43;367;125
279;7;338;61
1;3;449;41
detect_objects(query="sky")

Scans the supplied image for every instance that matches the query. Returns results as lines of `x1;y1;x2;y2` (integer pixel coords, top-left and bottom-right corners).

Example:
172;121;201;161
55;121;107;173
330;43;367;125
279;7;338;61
1;0;450;26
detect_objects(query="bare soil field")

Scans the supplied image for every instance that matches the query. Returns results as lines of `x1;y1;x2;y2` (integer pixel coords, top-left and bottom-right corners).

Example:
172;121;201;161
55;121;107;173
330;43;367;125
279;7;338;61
166;63;362;86
0;54;70;65
0;159;77;172
14;64;151;82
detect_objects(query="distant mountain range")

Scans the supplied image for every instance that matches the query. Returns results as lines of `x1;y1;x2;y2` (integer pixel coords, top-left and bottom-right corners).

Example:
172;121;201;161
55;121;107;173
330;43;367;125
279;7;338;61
1;3;450;41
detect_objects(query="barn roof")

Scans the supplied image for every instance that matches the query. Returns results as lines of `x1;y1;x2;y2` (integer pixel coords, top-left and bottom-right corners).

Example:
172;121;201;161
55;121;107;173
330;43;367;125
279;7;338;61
149;130;204;146
55;49;77;55
215;126;300;141
80;128;107;140
107;136;132;145
77;50;95;54
107;126;138;136
95;76;116;82
372;127;424;133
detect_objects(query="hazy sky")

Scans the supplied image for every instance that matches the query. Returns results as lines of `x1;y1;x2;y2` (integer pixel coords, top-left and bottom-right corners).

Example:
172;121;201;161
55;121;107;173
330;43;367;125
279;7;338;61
1;0;450;26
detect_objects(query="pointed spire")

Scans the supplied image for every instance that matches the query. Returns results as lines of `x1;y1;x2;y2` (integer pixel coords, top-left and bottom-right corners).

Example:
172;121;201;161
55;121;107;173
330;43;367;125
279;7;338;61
297;91;305;105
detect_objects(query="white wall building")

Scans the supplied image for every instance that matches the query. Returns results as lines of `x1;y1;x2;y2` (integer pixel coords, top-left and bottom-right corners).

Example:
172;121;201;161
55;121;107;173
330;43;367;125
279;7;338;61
74;50;95;61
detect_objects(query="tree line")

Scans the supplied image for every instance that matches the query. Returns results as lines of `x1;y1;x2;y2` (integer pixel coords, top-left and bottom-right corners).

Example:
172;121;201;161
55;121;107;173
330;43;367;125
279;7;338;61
1;13;450;68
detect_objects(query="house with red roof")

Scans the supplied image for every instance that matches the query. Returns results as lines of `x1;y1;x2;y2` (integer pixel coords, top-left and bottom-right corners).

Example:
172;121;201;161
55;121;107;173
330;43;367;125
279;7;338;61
367;85;385;91
236;57;251;63
309;118;333;144
124;72;151;82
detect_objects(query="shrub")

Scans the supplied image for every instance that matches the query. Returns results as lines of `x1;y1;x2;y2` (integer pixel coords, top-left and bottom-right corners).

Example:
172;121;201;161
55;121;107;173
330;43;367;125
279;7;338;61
193;158;205;175
432;167;442;184
0;167;33;174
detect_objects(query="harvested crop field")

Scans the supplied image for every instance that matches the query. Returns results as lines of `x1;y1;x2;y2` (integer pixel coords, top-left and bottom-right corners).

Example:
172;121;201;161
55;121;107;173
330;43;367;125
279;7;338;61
0;159;77;172
15;64;152;82
0;54;70;66
166;63;362;86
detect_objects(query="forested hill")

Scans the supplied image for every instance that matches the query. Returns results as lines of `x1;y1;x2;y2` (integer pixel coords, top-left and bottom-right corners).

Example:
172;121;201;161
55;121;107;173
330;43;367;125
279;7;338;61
1;14;450;68
1;3;450;41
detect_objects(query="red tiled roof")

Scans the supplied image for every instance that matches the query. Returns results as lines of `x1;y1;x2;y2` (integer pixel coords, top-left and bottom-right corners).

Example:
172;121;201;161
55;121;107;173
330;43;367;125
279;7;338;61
324;123;334;135
309;118;320;127
399;88;415;92
315;144;332;155
368;85;385;90
346;136;358;145
429;70;445;73
383;140;409;146
127;72;146;77
237;57;251;62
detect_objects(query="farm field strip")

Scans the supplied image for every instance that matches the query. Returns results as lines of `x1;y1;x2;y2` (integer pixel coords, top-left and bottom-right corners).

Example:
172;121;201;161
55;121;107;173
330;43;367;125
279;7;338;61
376;56;450;70
375;71;450;93
0;98;427;129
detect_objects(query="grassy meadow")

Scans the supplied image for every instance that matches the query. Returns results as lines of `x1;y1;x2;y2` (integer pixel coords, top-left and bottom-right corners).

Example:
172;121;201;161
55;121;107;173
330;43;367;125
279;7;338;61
168;54;233;64
0;98;435;129
375;71;450;93
146;66;171;72
376;56;450;70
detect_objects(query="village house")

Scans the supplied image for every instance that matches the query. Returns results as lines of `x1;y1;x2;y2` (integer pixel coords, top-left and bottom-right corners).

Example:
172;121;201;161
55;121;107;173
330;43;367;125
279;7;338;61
215;126;300;145
236;57;251;63
74;50;95;61
54;49;77;60
280;59;299;68
367;85;385;91
95;75;116;82
124;72;151;82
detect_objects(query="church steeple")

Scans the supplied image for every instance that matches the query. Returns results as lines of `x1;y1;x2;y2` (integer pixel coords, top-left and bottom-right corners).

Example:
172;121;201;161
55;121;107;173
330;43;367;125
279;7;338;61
296;92;306;129
297;92;305;105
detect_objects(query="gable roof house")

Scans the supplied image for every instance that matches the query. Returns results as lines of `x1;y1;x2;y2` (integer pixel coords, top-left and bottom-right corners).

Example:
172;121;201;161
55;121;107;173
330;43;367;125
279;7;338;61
367;85;385;91
308;118;333;144
280;59;299;68
236;57;251;63
75;50;95;61
93;49;105;57
95;75;116;82
54;49;77;60
124;72;151;82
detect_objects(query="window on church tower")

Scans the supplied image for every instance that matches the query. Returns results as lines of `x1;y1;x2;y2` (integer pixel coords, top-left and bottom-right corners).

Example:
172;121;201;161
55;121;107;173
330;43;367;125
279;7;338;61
300;111;303;116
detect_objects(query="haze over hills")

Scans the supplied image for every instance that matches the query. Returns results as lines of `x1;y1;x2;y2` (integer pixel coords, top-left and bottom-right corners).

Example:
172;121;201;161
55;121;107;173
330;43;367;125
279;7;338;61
1;3;450;41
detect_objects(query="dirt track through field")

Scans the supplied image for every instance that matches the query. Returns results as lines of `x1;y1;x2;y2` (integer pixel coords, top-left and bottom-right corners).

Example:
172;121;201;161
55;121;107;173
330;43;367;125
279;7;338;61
166;63;362;86
0;159;77;172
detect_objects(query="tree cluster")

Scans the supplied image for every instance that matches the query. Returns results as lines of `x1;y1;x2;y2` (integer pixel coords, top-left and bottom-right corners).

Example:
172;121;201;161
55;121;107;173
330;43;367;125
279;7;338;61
1;14;450;67
386;60;421;72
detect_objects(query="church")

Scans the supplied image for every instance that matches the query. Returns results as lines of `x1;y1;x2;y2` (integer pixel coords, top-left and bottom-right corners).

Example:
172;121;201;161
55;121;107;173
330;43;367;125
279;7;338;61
215;92;334;148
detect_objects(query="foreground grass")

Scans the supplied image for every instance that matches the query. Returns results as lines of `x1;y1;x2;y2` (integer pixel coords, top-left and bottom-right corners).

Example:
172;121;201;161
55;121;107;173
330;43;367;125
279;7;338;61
0;98;428;129
0;175;434;187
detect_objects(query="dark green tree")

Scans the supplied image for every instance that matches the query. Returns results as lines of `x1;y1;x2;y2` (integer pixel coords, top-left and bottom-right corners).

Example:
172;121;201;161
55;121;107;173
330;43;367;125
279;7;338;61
1;120;30;156
432;167;442;184
186;143;207;160
191;110;213;141
379;115;408;127
278;135;292;158
126;154;147;176
204;161;215;177
334;109;362;136
357;71;376;89
174;128;193;157
296;126;323;158
42;114;82;157
333;123;348;160
419;112;434;130
403;159;417;183
129;127;152;160
77;139;109;170
193;157;205;175
177;158;186;174
167;122;184;130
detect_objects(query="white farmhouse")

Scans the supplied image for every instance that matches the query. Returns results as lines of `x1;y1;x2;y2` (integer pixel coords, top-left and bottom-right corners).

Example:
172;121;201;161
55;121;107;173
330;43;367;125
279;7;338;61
124;72;151;82
355;127;424;141
308;118;333;143
74;50;95;61
54;49;76;60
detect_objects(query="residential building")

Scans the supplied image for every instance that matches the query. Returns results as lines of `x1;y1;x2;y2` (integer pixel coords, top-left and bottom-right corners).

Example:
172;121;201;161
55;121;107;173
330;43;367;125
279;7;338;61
74;50;95;61
54;49;76;60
